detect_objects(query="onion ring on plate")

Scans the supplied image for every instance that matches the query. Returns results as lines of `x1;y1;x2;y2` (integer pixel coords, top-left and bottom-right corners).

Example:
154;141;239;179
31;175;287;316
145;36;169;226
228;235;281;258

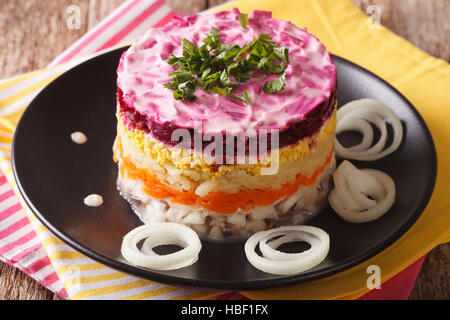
121;222;201;270
328;161;396;223
244;226;329;275
335;99;403;161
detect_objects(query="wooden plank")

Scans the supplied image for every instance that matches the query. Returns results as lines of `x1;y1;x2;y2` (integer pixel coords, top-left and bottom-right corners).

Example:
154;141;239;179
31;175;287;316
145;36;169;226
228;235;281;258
0;0;89;79
166;0;207;14
87;0;125;29
352;0;450;61
409;244;450;300
0;262;60;300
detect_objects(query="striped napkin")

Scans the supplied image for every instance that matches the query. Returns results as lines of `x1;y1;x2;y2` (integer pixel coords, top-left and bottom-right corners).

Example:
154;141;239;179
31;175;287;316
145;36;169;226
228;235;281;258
1;0;447;300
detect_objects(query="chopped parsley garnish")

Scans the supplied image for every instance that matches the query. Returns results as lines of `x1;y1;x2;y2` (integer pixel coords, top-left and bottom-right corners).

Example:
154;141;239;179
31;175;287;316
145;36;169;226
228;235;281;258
164;26;289;104
238;13;248;29
263;72;286;94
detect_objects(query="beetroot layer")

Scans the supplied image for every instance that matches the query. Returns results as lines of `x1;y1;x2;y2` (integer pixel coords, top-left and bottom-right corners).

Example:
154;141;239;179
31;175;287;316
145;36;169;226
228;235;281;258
117;83;336;156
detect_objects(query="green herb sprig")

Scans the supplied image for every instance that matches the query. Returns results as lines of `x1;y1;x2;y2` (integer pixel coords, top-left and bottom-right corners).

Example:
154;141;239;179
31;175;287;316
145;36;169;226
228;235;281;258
164;23;289;104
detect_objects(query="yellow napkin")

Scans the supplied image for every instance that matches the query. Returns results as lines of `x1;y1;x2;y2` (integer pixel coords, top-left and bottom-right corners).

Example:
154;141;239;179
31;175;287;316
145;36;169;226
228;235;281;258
217;0;450;299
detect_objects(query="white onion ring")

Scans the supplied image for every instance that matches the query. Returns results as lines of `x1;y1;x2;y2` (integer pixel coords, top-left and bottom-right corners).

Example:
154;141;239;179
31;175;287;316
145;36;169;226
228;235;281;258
328;161;396;223
335;99;403;161
244;226;329;275
121;222;201;270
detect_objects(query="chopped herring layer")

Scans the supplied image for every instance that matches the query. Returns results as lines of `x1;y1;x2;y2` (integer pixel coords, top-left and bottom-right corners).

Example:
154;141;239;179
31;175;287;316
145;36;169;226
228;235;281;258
117;156;336;238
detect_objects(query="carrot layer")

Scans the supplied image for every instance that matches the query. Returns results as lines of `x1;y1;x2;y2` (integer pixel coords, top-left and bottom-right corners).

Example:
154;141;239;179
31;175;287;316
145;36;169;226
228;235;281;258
114;138;333;214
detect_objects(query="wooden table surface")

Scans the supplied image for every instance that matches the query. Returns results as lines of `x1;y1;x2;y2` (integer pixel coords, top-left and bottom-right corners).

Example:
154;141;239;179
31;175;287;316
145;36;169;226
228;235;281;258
0;0;448;300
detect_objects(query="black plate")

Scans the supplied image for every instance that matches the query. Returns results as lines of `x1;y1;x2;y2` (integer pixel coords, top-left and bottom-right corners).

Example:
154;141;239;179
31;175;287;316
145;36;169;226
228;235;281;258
12;47;437;291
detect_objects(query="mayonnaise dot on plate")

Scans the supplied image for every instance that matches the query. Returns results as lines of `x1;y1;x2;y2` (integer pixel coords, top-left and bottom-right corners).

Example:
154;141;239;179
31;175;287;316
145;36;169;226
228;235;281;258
71;131;88;144
84;194;103;207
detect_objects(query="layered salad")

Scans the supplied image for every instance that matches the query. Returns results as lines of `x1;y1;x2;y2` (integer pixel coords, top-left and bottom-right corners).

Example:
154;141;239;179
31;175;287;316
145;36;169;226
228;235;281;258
113;9;337;239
